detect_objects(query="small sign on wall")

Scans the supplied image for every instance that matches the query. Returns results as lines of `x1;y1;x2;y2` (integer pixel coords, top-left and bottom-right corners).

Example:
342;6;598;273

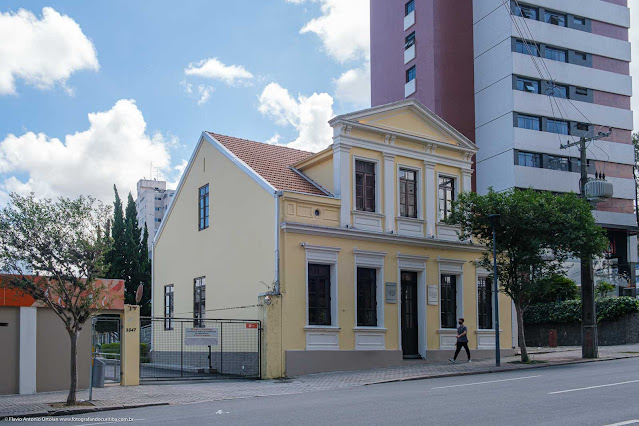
428;285;438;305
385;282;397;303
185;328;219;346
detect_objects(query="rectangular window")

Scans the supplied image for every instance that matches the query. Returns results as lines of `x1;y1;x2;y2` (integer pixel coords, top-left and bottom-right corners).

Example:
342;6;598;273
441;275;457;329
547;155;570;171
399;168;417;218
355;160;376;212
357;268;377;327
193;277;205;327
548;83;568;98
576;122;589;131
308;264;331;326
155;207;161;212
404;32;415;49
515;39;538;56
576;51;587;61
438;177;455;221
575;87;588;96
545;46;567;62
574;16;586;26
198;184;209;231
477;278;493;330
164;285;174;330
406;65;416;83
516;77;540;94
405;0;415;16
547;119;569;135
517;114;541;131
514;4;538;20
518;152;542;168
544;11;566;27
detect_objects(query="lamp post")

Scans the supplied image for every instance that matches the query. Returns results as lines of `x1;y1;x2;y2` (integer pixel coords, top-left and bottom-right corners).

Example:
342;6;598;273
488;214;501;367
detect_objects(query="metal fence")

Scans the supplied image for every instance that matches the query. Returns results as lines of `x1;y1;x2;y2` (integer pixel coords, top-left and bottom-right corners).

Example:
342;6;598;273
141;317;261;381
91;316;121;384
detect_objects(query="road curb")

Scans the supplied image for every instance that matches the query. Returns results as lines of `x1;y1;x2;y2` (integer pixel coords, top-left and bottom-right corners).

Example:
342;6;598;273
0;402;169;420
362;354;638;386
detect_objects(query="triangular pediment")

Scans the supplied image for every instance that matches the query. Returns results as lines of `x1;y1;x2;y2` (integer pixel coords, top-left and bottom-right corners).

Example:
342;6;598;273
330;99;477;151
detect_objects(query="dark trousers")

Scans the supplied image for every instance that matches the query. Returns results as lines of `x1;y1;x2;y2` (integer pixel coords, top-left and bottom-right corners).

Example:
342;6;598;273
454;342;470;360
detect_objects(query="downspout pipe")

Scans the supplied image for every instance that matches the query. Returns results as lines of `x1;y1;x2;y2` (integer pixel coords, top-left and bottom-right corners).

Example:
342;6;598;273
274;190;283;295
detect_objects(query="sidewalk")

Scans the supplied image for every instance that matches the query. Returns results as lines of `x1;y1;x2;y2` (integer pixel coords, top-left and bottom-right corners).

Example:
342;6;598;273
2;344;639;419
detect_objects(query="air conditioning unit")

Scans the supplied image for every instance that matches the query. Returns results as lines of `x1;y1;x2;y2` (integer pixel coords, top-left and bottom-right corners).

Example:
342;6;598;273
584;179;613;203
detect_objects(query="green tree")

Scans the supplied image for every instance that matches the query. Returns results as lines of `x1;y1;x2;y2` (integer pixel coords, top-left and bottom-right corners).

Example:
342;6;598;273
596;281;615;299
531;274;579;304
106;185;126;282
140;223;151;315
447;189;608;362
0;194;113;405
123;193;142;306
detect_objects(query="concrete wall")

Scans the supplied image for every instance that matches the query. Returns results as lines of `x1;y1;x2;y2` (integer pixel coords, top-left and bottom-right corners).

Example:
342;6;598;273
525;314;639;346
0;307;19;394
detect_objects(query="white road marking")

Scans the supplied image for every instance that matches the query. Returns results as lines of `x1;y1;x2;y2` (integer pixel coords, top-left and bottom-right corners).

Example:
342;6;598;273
604;420;639;426
431;375;541;389
549;379;639;395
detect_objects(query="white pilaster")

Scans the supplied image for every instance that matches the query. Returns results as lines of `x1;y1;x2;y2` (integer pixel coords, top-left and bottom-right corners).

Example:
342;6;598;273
333;141;351;227
462;169;473;193
383;153;396;233
19;307;37;395
424;161;436;237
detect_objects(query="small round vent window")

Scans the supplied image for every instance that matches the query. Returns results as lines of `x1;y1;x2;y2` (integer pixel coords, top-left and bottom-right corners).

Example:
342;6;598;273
314;209;321;217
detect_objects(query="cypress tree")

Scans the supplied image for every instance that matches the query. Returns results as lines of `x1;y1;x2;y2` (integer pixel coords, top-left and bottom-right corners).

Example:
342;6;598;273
124;193;142;307
107;185;126;283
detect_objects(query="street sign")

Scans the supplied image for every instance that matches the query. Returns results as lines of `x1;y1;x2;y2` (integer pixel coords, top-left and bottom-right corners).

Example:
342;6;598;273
184;328;218;346
246;323;258;329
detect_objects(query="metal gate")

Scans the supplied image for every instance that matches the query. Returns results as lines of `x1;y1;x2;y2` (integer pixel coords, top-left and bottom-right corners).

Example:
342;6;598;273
91;315;122;384
140;317;261;381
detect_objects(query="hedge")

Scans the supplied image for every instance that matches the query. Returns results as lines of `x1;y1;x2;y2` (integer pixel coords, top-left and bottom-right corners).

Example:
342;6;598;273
98;342;150;363
524;297;639;325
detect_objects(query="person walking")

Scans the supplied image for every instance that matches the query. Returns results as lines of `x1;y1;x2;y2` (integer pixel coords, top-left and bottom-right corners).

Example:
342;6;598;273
449;318;471;363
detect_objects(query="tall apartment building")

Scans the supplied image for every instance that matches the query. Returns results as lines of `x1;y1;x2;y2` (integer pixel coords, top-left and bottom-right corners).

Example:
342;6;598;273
135;179;175;254
371;0;637;289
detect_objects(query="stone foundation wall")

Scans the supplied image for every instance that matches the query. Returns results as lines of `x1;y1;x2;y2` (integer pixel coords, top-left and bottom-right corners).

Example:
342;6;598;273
525;314;639;347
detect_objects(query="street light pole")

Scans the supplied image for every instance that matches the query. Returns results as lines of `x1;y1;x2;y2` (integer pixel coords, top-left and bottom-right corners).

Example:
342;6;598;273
488;214;501;367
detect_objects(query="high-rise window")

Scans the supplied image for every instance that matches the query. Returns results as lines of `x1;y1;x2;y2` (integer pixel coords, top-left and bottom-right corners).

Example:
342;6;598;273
355;160;376;212
164;285;174;330
544;11;566;27
405;0;415;16
516;77;540;94
515;39;538;56
193;277;206;327
405;32;416;49
518;152;542;168
477;278;493;330
517;114;541;131
399;168;417;218
199;184;209;230
406;66;416;83
574;16;586;26
308;264;331;326
575;87;588;96
547;83;568;98
438;177;455;221
547;119;569;135
357;268;377;327
514;4;538;20
441;275;457;329
545;46;567;62
547;155;570;171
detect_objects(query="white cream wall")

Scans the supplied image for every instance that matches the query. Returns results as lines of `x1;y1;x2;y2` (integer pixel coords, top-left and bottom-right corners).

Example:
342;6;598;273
153;139;276;321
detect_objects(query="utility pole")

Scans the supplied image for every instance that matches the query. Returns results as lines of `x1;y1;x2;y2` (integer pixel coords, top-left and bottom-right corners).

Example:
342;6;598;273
488;214;501;367
560;128;611;359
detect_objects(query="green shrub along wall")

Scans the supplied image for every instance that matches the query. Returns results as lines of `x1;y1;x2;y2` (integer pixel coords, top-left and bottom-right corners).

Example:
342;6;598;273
524;297;639;347
99;342;149;363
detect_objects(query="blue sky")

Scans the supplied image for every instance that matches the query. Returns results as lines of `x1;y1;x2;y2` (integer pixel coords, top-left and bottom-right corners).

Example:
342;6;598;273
0;0;370;203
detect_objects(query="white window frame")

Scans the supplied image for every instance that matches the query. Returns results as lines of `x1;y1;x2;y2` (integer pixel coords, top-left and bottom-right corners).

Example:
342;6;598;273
353;249;386;330
436;172;459;224
397;254;428;358
437;258;465;350
352;155;384;232
396;164;422;220
303;244;341;329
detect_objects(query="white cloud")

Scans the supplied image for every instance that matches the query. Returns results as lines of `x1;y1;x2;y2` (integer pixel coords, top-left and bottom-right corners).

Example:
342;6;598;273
197;85;214;105
258;82;334;152
0;99;176;204
292;0;370;63
333;62;371;107
0;7;98;95
266;133;282;145
184;58;254;86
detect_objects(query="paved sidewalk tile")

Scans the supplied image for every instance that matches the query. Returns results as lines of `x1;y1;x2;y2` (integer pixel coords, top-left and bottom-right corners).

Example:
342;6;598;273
2;344;638;419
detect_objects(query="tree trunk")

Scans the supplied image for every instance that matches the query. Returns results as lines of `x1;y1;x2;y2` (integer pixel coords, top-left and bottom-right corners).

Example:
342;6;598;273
66;329;79;405
515;302;529;363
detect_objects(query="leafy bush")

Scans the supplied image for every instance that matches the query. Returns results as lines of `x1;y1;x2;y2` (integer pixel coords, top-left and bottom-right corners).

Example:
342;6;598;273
98;342;150;363
596;282;615;299
530;274;579;304
524;297;639;325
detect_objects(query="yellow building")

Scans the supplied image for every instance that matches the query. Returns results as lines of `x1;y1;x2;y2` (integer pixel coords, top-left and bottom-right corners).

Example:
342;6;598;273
153;99;515;378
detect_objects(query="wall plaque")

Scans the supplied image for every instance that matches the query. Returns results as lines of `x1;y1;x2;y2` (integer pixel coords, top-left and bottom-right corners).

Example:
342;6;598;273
385;282;397;303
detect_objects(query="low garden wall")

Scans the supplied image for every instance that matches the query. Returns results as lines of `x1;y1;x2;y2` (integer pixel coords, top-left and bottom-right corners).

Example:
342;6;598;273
523;297;639;347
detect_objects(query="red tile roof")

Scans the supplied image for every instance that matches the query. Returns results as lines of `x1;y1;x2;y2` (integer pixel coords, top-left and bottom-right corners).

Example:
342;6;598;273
207;133;329;196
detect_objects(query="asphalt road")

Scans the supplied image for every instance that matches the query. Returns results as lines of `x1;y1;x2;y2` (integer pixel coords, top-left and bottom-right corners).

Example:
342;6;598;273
56;358;639;426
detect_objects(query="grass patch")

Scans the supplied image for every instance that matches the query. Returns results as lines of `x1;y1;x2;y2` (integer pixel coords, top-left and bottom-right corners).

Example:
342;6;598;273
508;360;549;365
620;351;639;354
